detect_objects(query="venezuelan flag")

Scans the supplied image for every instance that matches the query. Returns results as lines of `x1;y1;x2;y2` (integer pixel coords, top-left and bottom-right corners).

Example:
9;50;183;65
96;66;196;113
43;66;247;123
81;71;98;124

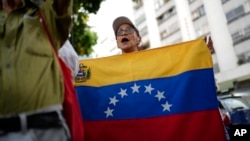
75;39;226;141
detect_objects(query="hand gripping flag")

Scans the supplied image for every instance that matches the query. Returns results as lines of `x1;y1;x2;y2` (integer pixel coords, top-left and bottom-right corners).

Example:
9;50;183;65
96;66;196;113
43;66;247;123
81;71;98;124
75;39;226;141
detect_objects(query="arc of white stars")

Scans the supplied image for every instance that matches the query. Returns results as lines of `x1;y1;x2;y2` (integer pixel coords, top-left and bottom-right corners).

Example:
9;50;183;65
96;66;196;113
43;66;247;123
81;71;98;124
118;88;128;98
155;90;165;101
161;101;172;112
104;107;114;118
144;84;155;94
131;83;140;94
109;96;119;106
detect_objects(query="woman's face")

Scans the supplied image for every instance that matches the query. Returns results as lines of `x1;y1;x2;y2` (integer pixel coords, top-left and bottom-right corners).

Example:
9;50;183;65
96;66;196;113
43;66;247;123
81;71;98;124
116;24;141;53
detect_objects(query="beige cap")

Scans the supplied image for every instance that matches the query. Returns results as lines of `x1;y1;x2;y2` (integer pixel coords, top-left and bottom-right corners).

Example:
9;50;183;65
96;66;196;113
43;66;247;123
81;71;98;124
112;16;136;35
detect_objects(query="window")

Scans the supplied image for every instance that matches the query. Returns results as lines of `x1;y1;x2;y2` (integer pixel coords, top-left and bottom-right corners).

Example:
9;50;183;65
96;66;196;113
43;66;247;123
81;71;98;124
192;5;206;21
160;30;168;39
232;26;250;45
161;22;179;39
133;1;143;10
199;6;205;16
238;52;250;65
135;15;146;27
157;7;176;25
226;5;245;23
140;26;148;37
155;0;171;10
154;0;164;10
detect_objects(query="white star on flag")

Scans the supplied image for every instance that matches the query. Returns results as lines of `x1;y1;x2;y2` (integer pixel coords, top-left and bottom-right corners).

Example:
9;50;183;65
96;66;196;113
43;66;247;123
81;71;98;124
118;88;128;98
131;83;140;94
144;84;155;94
161;101;172;112
104;107;114;118
105;83;174;118
155;90;165;101
109;96;119;106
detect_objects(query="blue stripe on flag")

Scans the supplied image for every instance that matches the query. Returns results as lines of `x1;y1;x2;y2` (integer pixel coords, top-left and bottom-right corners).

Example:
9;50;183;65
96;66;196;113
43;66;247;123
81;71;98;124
76;68;218;121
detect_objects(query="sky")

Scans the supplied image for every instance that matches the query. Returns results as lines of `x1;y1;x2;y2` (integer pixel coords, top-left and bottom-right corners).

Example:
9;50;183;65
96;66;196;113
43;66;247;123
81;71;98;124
88;0;134;39
87;0;135;56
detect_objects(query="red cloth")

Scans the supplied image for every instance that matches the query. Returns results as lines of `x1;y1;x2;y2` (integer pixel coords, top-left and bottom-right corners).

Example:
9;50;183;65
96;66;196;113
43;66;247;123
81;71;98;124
83;110;225;141
59;57;84;141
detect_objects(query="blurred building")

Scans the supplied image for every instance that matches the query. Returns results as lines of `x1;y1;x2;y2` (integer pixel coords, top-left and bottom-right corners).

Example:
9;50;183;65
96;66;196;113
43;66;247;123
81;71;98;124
94;0;250;91
93;36;120;58
130;0;250;91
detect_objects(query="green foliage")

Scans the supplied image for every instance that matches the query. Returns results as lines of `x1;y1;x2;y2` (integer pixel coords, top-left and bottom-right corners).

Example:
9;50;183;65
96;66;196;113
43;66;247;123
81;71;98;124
78;0;103;14
70;0;105;56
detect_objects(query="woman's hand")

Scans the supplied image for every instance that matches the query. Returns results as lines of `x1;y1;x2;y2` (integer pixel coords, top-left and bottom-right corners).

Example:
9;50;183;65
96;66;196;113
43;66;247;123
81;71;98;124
204;36;215;54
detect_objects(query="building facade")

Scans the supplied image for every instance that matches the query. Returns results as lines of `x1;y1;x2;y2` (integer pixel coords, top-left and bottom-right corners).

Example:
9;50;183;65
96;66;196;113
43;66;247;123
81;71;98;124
132;0;250;91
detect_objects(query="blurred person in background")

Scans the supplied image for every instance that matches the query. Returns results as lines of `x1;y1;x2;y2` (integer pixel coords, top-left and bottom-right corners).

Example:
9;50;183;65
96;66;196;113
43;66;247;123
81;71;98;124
59;39;79;81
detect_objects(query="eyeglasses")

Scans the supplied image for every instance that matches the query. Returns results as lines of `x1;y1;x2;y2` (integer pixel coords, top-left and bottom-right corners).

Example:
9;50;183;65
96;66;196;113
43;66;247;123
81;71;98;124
116;28;135;36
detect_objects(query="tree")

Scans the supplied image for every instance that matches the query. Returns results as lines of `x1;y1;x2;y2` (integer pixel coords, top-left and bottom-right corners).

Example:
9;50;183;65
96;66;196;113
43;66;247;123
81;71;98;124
70;0;105;56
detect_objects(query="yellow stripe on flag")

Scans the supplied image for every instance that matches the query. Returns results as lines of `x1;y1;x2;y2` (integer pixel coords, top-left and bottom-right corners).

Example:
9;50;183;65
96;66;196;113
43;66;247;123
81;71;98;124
75;38;212;87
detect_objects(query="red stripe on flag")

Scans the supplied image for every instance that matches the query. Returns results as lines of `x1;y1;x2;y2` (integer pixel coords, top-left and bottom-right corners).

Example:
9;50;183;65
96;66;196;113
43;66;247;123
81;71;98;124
83;109;226;141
